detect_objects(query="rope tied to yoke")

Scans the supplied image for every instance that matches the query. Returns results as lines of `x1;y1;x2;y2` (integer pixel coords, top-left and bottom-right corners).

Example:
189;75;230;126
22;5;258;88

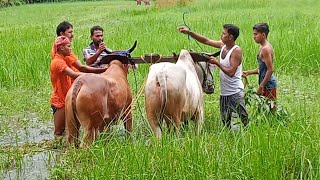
129;53;165;122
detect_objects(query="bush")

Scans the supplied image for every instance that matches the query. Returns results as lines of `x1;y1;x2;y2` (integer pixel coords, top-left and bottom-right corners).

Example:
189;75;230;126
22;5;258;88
0;0;88;8
0;0;24;8
155;0;192;8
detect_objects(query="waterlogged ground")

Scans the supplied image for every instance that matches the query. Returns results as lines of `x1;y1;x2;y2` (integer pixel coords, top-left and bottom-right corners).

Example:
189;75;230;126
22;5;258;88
0;111;129;179
0;112;55;179
0;72;318;179
0;114;53;146
2;151;56;180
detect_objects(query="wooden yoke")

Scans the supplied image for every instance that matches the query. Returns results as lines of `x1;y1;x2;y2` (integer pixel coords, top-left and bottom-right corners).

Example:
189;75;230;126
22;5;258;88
99;51;220;65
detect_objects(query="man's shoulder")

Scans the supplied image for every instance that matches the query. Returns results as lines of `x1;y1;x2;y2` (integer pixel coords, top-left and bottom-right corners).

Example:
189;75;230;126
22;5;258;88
260;45;273;54
51;58;67;70
230;45;242;61
232;45;242;55
83;43;95;53
66;52;78;60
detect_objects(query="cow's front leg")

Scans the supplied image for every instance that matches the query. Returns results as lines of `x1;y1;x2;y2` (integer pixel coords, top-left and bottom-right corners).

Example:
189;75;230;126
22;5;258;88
123;110;133;137
194;108;204;135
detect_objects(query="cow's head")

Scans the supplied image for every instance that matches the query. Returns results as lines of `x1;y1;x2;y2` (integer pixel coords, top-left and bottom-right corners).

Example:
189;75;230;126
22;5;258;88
99;40;137;65
194;62;215;94
177;51;217;95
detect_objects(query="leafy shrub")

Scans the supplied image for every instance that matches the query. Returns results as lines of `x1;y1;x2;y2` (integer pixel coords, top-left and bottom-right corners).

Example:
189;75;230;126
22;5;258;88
0;0;24;8
244;81;291;126
155;0;192;8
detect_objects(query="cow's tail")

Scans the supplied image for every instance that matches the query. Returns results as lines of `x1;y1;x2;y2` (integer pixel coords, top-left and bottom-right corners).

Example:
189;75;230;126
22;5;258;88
157;72;167;122
66;79;83;147
71;80;83;129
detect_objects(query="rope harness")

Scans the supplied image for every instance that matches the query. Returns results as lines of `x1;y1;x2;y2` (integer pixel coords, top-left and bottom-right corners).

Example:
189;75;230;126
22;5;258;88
182;11;215;94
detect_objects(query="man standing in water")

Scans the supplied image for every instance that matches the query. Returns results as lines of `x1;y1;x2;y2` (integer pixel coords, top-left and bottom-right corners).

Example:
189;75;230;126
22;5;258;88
51;21;106;137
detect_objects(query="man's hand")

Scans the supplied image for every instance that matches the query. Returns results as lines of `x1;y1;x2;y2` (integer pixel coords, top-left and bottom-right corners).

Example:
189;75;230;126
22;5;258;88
177;26;190;34
242;71;249;77
257;85;264;95
208;56;219;65
98;42;106;53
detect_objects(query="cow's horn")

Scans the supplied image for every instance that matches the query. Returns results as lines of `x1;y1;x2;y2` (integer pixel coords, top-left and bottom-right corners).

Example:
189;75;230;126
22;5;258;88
127;40;137;53
104;48;112;54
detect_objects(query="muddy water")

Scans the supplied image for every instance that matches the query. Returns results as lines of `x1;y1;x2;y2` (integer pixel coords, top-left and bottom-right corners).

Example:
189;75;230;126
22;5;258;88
0;125;53;146
0;114;56;179
0;114;54;146
2;151;58;180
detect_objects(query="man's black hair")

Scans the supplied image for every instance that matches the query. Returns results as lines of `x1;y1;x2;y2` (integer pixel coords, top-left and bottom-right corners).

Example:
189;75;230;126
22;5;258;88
253;23;269;37
90;25;104;36
223;24;240;41
56;21;73;36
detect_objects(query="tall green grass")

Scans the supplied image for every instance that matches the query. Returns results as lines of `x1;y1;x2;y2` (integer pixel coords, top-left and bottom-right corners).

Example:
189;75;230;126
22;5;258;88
1;0;320;179
0;0;319;88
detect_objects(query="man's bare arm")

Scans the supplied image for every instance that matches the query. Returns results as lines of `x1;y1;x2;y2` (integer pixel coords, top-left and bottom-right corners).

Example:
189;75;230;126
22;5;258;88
73;60;106;73
177;26;224;48
242;68;259;77
63;67;84;79
209;47;242;77
84;52;101;66
83;42;106;65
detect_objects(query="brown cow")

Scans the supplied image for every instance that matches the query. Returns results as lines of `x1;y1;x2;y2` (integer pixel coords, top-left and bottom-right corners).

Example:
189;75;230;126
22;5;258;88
65;60;132;148
137;0;150;5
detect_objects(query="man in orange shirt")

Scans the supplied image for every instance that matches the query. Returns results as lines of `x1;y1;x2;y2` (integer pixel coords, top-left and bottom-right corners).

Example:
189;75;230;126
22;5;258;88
51;36;84;136
50;36;106;136
53;21;106;74
51;22;107;137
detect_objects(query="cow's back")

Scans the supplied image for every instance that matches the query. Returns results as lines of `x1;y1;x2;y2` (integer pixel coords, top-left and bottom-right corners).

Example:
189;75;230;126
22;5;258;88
72;73;131;126
176;51;203;117
144;50;204;138
146;63;186;93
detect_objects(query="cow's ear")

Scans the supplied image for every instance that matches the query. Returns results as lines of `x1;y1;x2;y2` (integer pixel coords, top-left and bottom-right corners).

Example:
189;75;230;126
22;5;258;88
123;64;129;73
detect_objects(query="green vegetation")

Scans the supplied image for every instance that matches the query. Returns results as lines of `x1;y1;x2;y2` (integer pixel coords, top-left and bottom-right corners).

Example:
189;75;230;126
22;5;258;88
0;0;320;179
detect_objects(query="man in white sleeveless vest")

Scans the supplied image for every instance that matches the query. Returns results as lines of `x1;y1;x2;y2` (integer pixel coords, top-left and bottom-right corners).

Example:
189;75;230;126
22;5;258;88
178;24;249;128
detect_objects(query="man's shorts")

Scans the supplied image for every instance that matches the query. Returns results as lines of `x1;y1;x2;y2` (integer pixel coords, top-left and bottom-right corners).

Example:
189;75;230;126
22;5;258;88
51;105;58;115
263;88;277;101
220;90;249;127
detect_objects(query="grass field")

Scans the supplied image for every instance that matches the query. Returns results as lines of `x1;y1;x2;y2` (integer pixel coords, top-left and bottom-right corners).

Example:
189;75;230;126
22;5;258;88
1;0;320;179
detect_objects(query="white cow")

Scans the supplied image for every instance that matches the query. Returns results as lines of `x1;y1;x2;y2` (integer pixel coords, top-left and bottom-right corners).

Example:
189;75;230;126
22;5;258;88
145;49;212;138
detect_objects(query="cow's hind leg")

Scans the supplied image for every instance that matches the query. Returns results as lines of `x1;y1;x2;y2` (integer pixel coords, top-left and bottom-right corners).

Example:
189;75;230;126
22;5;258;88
66;106;80;148
146;95;162;139
80;126;96;148
173;113;182;135
148;114;162;139
146;110;162;139
164;113;181;137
